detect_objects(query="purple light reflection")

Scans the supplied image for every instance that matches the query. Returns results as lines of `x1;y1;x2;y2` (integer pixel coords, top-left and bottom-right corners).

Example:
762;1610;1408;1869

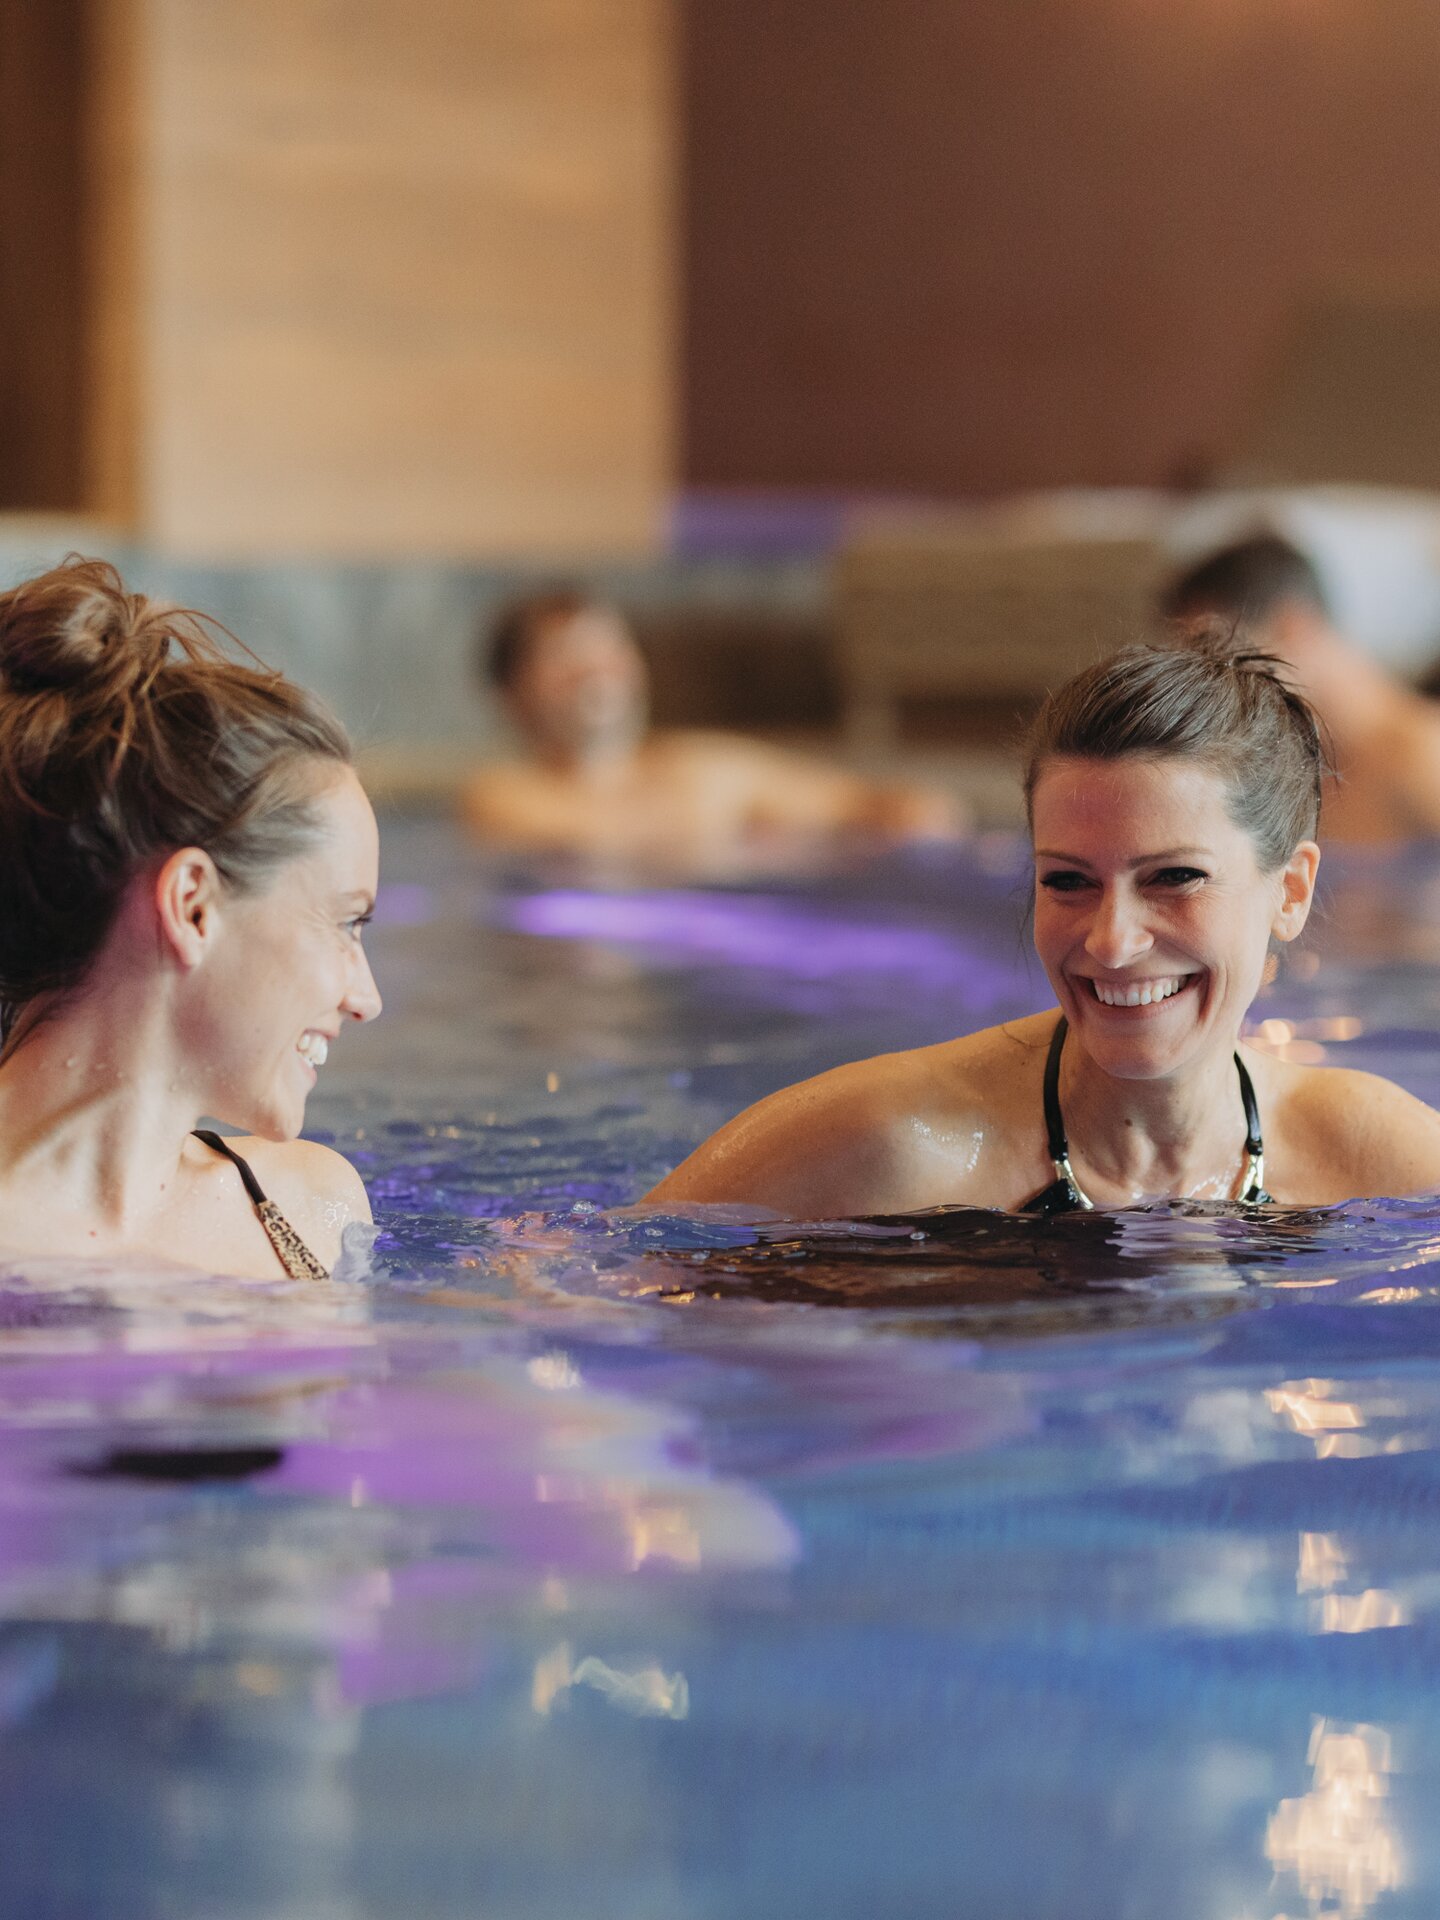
0;1317;797;1712
501;889;1022;1007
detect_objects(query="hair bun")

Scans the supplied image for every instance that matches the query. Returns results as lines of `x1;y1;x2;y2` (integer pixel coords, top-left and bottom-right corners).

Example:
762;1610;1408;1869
1175;614;1296;684
0;555;169;696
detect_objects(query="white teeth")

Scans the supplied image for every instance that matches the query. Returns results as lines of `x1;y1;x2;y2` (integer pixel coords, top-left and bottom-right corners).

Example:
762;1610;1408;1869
1090;975;1191;1008
297;1033;329;1068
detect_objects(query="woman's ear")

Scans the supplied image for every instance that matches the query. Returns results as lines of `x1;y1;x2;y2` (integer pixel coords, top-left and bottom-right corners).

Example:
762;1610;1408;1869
1272;840;1321;943
153;847;223;969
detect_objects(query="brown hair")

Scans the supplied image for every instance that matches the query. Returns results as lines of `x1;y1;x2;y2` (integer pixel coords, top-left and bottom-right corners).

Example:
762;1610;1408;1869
1159;532;1329;628
0;556;352;1047
479;587;596;691
1023;628;1328;870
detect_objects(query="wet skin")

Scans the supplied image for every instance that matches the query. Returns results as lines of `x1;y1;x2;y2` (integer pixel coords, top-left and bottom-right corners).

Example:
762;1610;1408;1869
193;768;384;1146
0;768;383;1279
647;756;1440;1216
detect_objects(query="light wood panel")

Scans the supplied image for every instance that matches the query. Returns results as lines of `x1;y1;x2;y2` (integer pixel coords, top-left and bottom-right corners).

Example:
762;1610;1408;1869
136;0;673;556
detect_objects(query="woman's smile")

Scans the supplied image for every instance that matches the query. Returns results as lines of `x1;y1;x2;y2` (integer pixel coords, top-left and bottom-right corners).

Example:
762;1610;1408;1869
296;1030;333;1077
1074;971;1201;1011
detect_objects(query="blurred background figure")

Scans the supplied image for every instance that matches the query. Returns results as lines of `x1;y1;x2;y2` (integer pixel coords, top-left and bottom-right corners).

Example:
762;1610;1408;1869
462;590;962;862
1162;535;1440;845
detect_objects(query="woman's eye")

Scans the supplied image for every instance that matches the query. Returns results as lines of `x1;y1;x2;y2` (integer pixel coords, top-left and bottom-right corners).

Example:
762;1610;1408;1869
346;915;373;940
1150;867;1206;889
1039;871;1092;893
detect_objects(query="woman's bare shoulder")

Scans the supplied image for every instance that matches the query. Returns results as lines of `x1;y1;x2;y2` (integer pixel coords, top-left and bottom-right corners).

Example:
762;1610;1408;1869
229;1136;373;1266
645;1014;1051;1218
1264;1056;1440;1199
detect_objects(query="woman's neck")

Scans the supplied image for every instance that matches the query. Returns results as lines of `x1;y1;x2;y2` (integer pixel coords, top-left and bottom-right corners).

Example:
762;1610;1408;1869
1058;1034;1252;1203
0;974;202;1232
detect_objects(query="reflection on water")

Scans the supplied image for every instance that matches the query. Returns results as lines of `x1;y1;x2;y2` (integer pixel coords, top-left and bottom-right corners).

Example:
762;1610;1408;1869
1266;1720;1402;1919
532;1643;690;1720
1264;1376;1430;1463
8;830;1440;1914
1267;1380;1368;1452
1318;1590;1409;1634
1295;1531;1410;1636
1299;1532;1350;1593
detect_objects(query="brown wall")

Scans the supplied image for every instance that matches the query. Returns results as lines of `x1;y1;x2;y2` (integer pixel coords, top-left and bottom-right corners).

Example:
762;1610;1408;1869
0;0;89;509
682;1;1440;495
130;0;674;557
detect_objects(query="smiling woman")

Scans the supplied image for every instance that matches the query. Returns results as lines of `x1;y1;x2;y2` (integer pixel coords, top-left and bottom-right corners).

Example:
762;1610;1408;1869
0;557;382;1279
646;634;1440;1216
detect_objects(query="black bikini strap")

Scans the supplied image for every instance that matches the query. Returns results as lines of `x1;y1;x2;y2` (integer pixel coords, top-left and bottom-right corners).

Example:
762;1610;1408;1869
1234;1052;1264;1157
1043;1015;1070;1164
1043;1018;1267;1202
192;1128;269;1207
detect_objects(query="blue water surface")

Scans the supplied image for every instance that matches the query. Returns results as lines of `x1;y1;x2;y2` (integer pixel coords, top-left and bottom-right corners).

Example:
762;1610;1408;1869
4;823;1440;1919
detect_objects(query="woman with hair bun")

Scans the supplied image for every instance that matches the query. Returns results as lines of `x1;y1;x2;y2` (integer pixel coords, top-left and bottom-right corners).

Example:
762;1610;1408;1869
648;636;1440;1215
0;556;381;1279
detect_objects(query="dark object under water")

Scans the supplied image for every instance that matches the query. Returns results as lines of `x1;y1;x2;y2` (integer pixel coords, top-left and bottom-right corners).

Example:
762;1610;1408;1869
643;1199;1378;1318
72;1445;287;1484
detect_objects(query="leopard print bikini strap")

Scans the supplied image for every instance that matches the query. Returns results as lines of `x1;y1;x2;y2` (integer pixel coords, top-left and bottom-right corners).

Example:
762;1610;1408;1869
192;1129;330;1281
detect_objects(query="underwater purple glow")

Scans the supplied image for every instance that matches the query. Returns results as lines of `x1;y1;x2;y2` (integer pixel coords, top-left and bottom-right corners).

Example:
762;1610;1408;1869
502;885;1025;1007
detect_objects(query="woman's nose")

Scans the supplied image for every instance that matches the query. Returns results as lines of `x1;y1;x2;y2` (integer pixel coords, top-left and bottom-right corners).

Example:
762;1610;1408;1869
1083;890;1153;969
343;949;383;1024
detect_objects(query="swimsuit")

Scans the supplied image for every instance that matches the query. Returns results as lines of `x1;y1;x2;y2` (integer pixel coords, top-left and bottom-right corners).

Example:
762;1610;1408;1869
1017;1016;1271;1215
192;1129;330;1280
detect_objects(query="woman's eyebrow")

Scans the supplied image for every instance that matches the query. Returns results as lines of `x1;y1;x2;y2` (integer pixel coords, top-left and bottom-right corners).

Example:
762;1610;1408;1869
1034;846;1210;865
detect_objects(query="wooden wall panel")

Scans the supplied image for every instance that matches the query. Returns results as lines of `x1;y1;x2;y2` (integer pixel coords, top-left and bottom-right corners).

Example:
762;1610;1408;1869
684;0;1440;496
0;0;89;509
139;0;673;556
87;0;139;521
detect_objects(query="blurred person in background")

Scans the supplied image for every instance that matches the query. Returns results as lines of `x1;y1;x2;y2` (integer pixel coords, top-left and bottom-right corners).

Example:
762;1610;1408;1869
1162;534;1440;845
461;590;963;863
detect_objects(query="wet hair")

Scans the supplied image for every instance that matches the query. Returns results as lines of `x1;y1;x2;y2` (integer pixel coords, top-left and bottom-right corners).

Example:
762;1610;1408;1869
480;588;596;691
1159;533;1329;628
0;556;352;1047
1023;630;1328;870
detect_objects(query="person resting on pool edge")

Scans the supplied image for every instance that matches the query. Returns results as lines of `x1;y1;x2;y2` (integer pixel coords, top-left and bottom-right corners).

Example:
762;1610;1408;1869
0;556;382;1279
461;589;962;862
645;634;1440;1217
1162;532;1440;846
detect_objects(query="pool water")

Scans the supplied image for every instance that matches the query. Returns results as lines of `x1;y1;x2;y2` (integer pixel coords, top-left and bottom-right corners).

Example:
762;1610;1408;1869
5;823;1440;1917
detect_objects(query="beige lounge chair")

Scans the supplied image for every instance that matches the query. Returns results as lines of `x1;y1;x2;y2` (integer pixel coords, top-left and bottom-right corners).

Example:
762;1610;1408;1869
834;523;1161;750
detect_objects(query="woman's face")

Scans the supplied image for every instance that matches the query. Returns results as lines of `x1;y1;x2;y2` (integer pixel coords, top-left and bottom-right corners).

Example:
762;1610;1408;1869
199;767;382;1139
509;609;648;755
1030;754;1317;1082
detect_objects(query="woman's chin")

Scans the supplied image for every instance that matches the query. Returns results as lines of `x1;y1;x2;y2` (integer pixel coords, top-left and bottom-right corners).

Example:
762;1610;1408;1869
1067;1007;1203;1080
